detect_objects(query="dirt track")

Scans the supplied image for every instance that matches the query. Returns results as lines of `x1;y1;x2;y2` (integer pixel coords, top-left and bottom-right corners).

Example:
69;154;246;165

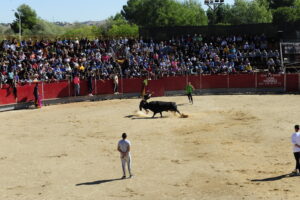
0;95;299;200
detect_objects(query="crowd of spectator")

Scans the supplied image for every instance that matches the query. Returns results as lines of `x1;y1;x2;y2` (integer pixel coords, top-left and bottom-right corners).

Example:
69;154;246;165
0;34;283;85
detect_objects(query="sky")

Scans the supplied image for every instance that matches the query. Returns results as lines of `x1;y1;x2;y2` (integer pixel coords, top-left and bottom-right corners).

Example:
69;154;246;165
0;0;235;23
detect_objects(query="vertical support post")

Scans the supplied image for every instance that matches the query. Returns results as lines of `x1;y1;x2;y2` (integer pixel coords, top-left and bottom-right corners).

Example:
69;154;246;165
279;42;285;73
120;68;123;95
255;72;257;89
200;74;202;90
298;73;300;92
120;76;123;95
284;73;287;92
42;81;44;102
94;78;97;95
68;79;71;97
227;73;229;89
186;73;188;86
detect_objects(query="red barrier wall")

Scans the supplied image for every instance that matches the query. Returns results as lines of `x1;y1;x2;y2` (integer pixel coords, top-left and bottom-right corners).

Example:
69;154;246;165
17;83;39;103
229;74;256;88
43;81;69;99
121;78;143;94
286;74;299;92
188;75;201;89
95;79;114;95
148;79;165;97
1;74;299;106
201;75;228;89
0;85;16;104
257;74;284;88
163;76;187;91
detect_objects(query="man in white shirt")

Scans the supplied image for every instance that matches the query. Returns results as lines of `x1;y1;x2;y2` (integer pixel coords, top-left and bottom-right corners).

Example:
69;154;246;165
117;133;132;179
291;125;300;175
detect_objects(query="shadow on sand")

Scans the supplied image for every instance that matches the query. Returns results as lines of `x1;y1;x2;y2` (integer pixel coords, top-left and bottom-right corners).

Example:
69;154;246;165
124;115;164;120
251;173;298;182
76;178;123;186
177;103;189;107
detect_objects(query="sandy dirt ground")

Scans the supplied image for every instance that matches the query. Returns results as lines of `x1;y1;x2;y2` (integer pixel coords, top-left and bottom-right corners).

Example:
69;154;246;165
0;95;299;200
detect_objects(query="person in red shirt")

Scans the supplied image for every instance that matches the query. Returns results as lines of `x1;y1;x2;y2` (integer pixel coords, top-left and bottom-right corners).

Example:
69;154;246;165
73;74;80;96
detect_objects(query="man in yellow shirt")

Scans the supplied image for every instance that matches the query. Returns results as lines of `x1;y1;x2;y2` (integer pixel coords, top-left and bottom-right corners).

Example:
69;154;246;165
245;63;252;72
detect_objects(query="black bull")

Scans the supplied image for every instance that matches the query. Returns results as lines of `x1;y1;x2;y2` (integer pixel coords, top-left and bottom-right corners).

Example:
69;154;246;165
139;100;181;118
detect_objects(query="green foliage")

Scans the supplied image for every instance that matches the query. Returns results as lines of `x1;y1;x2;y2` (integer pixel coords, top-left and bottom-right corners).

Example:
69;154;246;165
122;0;207;27
22;19;65;37
272;7;297;24
226;0;272;25
63;24;102;39
256;0;270;8
11;4;38;33
295;0;300;19
207;0;272;25
0;25;9;34
266;0;299;24
108;24;139;37
207;4;231;25
104;13;139;37
268;0;295;9
181;0;208;26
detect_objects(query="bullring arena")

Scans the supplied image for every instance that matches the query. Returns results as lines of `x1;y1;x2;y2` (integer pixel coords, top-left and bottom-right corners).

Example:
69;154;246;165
0;94;299;200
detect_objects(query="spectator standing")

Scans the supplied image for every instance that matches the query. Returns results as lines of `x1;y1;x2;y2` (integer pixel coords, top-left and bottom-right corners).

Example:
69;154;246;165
291;125;300;175
185;82;194;104
113;74;119;94
7;70;14;88
13;82;18;103
117;133;133;179
33;83;39;108
73;74;80;96
87;72;93;96
141;77;148;98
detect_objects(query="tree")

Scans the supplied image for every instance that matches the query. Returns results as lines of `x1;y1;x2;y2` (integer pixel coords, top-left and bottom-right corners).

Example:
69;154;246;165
11;4;38;33
181;0;208;26
295;0;300;19
122;0;207;27
257;0;270;8
63;24;102;39
29;19;65;37
206;0;272;25
103;13;138;37
268;0;295;9
226;0;272;25
108;24;139;37
207;4;231;25
122;0;144;25
272;7;297;24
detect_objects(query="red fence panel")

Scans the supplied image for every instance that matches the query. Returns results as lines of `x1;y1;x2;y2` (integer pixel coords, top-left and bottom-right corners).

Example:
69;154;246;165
79;80;89;96
148;79;165;97
201;75;228;89
43;81;69;99
286;74;299;92
163;76;187;91
17;83;38;103
229;74;256;88
121;78;143;94
0;85;16;104
257;74;284;88
95;79;114;95
188;75;201;89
